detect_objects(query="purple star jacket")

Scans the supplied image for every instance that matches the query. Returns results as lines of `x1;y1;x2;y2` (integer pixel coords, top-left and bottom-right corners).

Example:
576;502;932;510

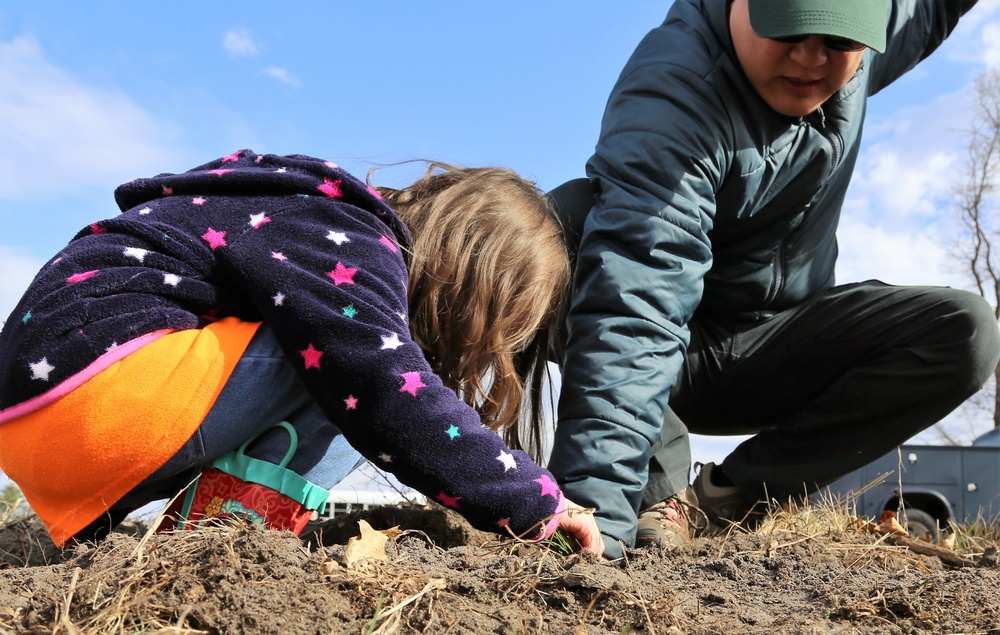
0;150;565;540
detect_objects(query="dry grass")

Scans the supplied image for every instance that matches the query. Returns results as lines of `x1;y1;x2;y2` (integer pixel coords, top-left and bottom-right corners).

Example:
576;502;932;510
2;492;1000;635
949;512;1000;554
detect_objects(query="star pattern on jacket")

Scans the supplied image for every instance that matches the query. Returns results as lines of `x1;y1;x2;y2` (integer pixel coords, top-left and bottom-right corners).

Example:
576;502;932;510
29;358;55;381
497;451;517;472
163;274;181;287
399;371;426;397
317;178;343;198
380;333;403;350
124;247;148;262
300;344;323;369
436;492;461;509
328;262;357;286
249;213;270;228
379;236;398;252
67;271;99;284
327;231;349;245
344;395;358;410
202;228;227;250
535;475;559;499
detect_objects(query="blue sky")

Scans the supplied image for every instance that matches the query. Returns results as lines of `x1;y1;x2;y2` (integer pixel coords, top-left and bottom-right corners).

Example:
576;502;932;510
1;2;1000;492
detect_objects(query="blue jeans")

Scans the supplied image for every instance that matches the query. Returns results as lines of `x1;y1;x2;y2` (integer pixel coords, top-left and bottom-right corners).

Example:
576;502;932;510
116;324;365;509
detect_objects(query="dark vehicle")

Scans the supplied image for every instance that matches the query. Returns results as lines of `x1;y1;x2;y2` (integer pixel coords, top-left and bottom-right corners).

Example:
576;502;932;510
818;429;1000;543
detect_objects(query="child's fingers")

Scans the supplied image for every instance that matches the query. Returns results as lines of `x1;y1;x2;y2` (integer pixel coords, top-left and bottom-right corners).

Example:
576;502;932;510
561;500;606;555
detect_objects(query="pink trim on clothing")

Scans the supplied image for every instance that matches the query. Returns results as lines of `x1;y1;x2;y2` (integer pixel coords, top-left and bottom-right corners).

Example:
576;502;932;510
0;330;172;424
540;492;567;540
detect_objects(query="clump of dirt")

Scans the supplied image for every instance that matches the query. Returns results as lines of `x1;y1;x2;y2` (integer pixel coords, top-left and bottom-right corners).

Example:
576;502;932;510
1;504;999;634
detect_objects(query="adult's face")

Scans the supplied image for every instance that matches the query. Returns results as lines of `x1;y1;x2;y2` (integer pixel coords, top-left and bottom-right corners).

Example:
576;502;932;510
729;0;866;118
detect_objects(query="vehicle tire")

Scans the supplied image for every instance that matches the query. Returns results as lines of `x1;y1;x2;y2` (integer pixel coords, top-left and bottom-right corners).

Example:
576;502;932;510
900;508;939;543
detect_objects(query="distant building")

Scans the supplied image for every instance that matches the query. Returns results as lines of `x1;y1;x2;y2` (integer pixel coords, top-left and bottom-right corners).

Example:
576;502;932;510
313;489;427;521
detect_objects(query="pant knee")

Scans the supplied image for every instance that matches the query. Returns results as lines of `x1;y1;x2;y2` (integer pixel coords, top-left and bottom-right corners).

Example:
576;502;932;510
938;289;999;392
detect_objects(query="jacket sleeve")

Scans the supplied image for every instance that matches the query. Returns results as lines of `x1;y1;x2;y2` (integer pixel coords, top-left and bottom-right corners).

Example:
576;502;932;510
218;195;564;541
548;55;725;556
868;0;978;95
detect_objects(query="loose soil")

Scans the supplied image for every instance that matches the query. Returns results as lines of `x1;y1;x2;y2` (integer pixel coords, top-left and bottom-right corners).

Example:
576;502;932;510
1;503;999;634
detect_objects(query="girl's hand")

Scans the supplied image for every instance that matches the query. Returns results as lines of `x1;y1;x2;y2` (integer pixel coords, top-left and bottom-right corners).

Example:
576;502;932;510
559;498;606;556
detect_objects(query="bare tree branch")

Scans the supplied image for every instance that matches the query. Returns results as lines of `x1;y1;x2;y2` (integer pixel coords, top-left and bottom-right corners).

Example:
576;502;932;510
944;68;1000;433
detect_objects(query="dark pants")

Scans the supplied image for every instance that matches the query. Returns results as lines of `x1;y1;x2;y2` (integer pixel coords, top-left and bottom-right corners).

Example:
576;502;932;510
644;281;1000;507
547;179;1000;509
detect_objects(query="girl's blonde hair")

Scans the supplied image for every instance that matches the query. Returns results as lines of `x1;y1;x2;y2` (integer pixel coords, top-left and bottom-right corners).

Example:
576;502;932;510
374;163;570;462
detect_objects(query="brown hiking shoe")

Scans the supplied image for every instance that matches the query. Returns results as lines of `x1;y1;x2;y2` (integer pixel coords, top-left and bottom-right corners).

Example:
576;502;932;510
635;485;708;548
691;462;757;526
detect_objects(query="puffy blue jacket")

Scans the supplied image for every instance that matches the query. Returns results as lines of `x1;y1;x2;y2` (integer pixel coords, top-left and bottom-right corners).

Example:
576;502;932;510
549;0;976;557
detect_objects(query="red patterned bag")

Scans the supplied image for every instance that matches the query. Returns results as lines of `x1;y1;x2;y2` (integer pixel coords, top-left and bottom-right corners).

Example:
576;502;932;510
162;421;330;535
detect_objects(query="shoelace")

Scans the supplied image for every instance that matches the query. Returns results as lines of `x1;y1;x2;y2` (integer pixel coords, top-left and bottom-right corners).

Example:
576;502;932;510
667;496;710;534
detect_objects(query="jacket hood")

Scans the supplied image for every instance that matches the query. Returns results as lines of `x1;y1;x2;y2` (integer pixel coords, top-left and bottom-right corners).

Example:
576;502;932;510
114;150;411;250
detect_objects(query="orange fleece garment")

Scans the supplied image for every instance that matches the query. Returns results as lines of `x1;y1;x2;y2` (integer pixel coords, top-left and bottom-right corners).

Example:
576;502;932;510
0;318;260;546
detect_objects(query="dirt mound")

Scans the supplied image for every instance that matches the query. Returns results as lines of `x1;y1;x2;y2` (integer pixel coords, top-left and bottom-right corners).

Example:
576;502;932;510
1;505;999;634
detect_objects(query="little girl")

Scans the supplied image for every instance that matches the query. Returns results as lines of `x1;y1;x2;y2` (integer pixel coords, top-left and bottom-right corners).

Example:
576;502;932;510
0;150;603;554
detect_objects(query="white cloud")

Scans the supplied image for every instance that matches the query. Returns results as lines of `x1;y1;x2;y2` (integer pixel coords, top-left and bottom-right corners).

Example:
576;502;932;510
837;82;980;288
0;247;43;329
835;219;956;287
223;27;258;58
852;148;954;224
0;35;184;200
984;22;1000;68
941;4;1000;65
263;65;301;87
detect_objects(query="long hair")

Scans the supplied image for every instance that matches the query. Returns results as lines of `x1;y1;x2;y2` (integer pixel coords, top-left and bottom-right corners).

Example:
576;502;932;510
374;163;570;462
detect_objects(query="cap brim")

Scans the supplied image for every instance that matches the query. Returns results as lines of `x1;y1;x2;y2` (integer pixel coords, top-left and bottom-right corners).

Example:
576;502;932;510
748;0;890;53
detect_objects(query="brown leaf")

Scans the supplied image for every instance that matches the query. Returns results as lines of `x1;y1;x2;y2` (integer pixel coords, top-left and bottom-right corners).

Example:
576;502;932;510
938;532;957;549
380;525;403;539
344;519;389;568
319;556;340;575
876;511;907;537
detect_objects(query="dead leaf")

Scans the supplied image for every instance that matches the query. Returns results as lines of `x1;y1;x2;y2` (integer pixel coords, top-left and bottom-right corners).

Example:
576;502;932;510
319;556;340;575
938;532;957;549
344;519;389;568
381;525;403;539
876;511;907;537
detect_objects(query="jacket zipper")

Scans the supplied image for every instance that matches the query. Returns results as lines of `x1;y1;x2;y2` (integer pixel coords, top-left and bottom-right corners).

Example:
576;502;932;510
764;107;840;309
765;241;785;307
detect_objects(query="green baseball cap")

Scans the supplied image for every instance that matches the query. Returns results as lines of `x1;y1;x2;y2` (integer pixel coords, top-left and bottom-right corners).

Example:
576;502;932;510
747;0;891;54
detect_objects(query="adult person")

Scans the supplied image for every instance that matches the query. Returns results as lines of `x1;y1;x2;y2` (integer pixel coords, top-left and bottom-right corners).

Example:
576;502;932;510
547;0;998;559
